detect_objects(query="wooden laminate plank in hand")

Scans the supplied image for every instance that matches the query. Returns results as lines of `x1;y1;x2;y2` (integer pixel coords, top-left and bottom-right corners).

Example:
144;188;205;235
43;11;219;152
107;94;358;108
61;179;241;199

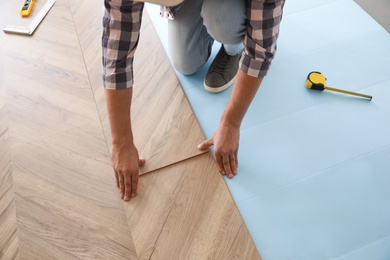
68;0;207;174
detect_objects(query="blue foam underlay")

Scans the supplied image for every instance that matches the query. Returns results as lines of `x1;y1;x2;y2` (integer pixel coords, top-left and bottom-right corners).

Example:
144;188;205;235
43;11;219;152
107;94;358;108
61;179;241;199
239;146;390;259
146;0;390;259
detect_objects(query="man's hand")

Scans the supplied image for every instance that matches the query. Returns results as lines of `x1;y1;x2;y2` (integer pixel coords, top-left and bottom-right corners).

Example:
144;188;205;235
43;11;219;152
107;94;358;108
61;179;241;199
198;122;240;179
111;142;145;201
198;70;263;178
105;88;145;201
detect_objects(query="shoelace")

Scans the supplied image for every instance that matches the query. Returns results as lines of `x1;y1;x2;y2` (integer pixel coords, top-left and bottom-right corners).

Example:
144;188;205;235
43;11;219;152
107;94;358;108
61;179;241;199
210;52;231;75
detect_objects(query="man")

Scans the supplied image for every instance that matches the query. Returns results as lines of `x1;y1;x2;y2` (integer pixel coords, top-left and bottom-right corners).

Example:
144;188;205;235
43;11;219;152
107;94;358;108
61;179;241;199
103;0;285;201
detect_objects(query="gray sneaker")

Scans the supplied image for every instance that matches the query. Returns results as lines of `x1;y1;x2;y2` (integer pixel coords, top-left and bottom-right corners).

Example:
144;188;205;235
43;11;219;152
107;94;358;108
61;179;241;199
204;46;241;93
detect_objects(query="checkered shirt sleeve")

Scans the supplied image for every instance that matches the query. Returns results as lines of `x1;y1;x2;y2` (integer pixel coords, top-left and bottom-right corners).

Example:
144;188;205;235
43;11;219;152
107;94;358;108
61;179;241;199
102;0;144;90
240;0;285;78
102;0;285;90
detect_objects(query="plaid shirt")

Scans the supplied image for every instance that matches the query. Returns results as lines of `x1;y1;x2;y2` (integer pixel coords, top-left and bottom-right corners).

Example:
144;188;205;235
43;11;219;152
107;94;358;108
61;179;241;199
102;0;285;90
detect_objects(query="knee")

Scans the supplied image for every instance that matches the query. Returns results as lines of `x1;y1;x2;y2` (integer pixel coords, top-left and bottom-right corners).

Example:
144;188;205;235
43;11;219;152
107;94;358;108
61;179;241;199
170;49;200;75
201;0;246;45
169;35;212;75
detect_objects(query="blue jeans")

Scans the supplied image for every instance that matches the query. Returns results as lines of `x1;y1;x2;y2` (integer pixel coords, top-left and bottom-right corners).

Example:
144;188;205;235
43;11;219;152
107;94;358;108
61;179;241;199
168;0;246;75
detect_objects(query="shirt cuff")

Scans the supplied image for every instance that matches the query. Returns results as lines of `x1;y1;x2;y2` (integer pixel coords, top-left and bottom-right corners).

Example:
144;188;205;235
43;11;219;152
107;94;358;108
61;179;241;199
103;69;134;90
239;53;271;78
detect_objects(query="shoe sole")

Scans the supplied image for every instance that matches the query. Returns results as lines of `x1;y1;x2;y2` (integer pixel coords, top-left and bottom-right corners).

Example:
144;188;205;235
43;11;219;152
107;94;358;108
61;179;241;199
203;75;236;93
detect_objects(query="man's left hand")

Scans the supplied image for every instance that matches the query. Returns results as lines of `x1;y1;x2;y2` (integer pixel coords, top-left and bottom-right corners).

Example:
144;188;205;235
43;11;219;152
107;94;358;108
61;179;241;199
198;122;240;178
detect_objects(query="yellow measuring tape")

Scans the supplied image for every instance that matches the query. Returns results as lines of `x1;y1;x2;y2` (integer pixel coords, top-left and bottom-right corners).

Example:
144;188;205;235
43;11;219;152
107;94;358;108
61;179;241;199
20;0;36;17
306;71;372;100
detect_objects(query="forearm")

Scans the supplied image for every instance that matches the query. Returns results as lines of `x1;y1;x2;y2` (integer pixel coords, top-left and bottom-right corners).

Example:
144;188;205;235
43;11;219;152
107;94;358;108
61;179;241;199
105;87;144;200
102;1;145;201
105;88;133;144
221;69;263;127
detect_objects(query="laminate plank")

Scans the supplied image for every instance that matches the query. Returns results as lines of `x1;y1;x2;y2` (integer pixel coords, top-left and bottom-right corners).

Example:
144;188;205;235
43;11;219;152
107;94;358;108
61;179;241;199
131;54;207;175
67;0;207;174
122;157;187;259
149;153;261;260
2;0;100;148
0;74;19;259
131;13;208;174
0;165;19;260
11;123;137;259
66;0;101;94
122;153;260;259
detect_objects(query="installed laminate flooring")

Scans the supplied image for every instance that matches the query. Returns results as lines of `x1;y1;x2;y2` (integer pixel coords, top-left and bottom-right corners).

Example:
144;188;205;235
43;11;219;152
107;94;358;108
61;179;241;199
0;66;19;260
0;0;259;259
124;154;260;259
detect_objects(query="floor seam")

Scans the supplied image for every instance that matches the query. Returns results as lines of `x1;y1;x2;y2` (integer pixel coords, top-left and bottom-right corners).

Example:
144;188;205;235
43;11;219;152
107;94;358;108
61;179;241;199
65;0;111;156
65;1;140;257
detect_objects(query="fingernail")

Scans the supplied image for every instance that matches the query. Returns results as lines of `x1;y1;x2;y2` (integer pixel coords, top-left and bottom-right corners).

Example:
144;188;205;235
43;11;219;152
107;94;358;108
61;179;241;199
229;174;233;179
124;196;129;201
131;193;136;198
120;193;123;198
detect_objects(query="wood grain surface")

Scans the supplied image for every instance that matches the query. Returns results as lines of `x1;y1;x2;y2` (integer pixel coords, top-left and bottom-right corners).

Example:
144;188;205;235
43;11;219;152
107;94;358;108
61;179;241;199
0;0;260;259
127;153;260;260
3;0;99;148
12;124;137;259
0;61;19;260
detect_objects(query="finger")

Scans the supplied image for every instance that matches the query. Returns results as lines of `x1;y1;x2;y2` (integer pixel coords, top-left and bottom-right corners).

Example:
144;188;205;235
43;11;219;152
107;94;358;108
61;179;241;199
197;138;213;151
234;150;239;169
215;154;225;175
138;157;146;167
229;154;238;176
114;170;120;189
118;172;124;199
123;175;132;201
222;155;233;178
131;173;139;198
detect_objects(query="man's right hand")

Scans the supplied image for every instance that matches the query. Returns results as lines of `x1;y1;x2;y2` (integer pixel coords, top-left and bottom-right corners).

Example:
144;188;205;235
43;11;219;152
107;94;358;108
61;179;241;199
105;88;144;201
110;142;145;201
